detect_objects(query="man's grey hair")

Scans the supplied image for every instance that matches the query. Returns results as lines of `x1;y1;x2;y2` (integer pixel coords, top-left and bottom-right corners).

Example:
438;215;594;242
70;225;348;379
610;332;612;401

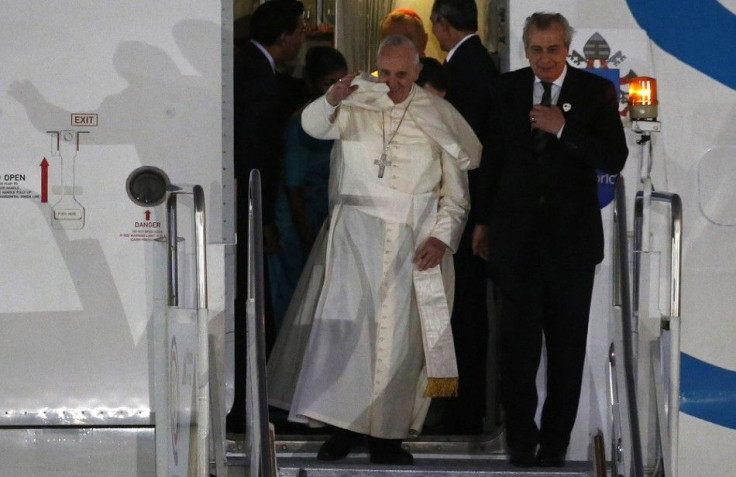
522;12;574;48
377;34;420;65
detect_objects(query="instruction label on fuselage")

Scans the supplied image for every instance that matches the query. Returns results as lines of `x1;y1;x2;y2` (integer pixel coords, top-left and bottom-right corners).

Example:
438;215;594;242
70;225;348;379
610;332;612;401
0;174;39;199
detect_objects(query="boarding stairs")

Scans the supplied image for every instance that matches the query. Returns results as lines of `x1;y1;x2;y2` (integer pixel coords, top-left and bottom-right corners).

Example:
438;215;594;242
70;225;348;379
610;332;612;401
224;435;595;476
144;165;678;476
269;172;677;477
229;171;598;477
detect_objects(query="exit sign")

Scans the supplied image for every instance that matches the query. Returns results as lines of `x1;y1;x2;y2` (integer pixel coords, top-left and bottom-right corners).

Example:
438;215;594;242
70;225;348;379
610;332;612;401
71;113;98;126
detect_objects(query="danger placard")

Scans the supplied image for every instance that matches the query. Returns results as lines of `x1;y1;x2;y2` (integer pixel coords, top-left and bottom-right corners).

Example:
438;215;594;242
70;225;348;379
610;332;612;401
119;210;165;242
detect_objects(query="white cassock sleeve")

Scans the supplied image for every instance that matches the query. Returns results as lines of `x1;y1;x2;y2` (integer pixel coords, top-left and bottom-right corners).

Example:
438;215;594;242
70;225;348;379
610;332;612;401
301;96;340;140
431;147;470;254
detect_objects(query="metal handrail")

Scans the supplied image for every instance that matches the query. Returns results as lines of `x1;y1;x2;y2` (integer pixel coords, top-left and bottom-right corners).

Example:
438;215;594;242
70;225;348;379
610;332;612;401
634;190;682;476
608;343;623;476
193;185;208;310
193;185;210;477
167;194;179;306
165;186;211;476
247;170;276;477
612;176;645;476
167;186;209;307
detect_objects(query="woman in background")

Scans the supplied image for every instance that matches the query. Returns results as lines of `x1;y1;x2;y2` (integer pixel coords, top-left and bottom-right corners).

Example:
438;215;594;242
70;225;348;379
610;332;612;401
268;46;348;331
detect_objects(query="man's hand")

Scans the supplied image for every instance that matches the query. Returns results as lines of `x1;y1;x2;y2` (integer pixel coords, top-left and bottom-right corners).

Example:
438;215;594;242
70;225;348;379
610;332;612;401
530;104;565;136
415;237;448;271
325;72;360;106
472;225;489;261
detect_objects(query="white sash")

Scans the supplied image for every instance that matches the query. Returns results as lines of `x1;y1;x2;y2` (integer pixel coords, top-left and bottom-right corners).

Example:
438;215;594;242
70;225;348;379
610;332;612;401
330;185;459;397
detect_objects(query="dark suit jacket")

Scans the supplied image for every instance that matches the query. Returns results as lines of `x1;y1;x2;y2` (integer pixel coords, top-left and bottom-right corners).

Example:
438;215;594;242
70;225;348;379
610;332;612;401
478;65;628;281
444;35;498;225
234;42;306;226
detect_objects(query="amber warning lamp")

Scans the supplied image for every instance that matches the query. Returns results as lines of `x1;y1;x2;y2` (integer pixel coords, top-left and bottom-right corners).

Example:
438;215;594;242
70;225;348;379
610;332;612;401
628;76;658;120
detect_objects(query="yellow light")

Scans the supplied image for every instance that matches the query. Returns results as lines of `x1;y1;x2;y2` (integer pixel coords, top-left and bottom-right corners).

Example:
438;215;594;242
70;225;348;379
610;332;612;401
629;76;658;105
628;76;658;120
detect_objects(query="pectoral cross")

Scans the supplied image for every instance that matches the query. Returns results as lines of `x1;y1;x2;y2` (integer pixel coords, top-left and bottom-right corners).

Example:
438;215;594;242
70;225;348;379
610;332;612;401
374;151;392;179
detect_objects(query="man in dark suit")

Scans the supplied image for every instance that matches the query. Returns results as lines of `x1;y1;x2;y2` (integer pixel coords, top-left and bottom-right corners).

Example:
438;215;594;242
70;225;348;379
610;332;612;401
430;0;498;435
473;12;628;467
229;0;306;433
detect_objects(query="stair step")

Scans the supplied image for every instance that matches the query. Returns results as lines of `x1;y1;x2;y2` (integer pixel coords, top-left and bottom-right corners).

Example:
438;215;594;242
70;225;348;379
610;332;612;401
226;435;594;476
272;455;593;476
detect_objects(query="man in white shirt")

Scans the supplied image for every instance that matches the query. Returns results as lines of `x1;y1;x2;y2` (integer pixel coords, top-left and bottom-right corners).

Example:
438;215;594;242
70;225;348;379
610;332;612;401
230;0;306;434
430;0;499;435
473;12;628;467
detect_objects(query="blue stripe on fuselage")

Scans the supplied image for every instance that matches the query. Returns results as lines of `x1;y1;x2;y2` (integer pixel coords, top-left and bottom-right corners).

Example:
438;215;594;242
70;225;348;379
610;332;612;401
681;352;736;429
626;0;736;89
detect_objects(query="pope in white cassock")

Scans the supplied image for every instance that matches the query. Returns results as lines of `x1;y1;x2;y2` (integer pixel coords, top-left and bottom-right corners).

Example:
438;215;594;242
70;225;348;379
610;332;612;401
267;35;481;465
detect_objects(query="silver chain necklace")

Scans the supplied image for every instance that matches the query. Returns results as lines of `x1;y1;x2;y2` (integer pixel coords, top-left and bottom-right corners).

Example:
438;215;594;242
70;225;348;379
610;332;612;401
374;88;416;179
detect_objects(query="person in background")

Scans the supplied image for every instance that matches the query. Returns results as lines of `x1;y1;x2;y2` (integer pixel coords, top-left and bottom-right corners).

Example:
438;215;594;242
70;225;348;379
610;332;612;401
430;0;499;435
379;8;429;57
267;46;348;331
416;56;448;97
267;35;480;465
230;0;306;433
473;12;628;467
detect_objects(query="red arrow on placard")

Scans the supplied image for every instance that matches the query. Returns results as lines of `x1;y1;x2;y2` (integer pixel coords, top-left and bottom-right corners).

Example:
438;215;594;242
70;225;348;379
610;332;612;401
40;157;49;203
145;210;151;221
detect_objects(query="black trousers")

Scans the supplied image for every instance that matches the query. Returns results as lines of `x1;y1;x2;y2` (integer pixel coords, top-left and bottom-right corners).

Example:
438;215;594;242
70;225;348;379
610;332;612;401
498;259;595;454
442;227;489;433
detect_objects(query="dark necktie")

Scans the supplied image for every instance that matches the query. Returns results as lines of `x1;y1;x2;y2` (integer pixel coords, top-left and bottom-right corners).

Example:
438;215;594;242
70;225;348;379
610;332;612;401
533;81;553;156
540;81;552;106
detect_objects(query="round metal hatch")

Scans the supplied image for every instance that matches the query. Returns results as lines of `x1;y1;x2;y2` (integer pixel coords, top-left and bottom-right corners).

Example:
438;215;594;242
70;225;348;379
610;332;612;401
125;166;170;206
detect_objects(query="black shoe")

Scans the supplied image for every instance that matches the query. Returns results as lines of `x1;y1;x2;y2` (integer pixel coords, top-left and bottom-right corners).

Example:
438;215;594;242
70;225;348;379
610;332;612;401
316;429;364;461
535;447;566;467
369;438;414;465
509;448;536;467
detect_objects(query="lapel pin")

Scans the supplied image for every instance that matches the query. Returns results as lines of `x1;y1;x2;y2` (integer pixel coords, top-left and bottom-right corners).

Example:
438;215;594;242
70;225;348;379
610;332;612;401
562;103;572;112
